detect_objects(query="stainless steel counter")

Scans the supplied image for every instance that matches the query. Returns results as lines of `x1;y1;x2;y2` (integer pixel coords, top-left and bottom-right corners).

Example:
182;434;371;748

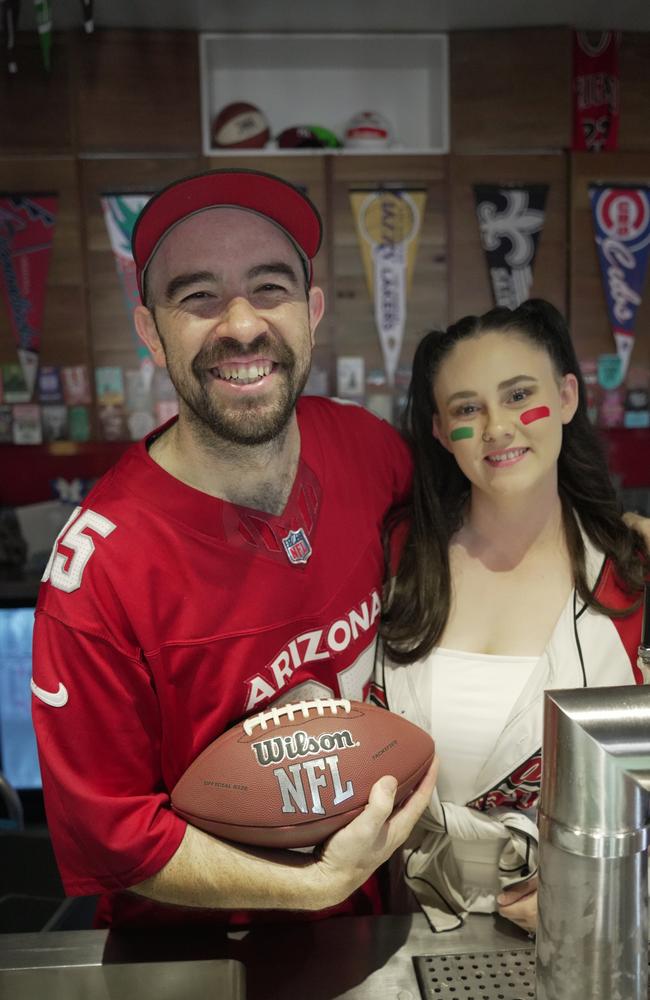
0;958;246;1000
0;913;531;1000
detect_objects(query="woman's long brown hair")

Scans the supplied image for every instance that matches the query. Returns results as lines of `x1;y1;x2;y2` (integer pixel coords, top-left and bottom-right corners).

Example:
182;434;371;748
381;299;646;664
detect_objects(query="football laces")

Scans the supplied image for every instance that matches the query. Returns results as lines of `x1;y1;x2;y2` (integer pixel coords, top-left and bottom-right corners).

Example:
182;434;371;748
243;698;352;735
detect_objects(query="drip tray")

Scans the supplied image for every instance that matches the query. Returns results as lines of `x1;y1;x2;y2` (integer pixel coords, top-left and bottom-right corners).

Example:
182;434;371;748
414;949;650;999
413;949;537;999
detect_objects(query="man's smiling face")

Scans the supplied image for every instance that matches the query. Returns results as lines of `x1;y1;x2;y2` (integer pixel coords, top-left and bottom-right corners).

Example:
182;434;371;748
141;207;324;446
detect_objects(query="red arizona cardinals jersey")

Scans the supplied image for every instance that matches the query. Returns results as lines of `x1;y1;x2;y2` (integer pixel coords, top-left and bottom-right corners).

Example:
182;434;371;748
32;397;412;926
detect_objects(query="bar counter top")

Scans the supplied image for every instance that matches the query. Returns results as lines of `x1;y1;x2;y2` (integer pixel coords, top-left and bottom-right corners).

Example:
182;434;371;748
0;912;532;999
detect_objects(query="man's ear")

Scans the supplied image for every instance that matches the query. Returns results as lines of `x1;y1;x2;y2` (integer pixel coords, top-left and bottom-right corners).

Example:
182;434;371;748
560;373;579;425
133;305;167;369
308;286;325;347
432;413;452;452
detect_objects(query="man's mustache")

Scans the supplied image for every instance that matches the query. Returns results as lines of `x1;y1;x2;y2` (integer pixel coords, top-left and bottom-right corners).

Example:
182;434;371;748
193;335;294;371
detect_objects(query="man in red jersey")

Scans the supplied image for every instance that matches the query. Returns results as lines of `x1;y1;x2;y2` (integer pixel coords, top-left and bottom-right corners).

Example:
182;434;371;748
31;169;437;929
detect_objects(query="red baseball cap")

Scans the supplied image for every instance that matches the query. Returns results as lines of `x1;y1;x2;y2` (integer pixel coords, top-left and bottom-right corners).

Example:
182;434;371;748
131;168;323;299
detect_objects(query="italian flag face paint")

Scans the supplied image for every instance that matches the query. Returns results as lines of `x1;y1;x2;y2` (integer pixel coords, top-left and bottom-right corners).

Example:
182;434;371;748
450;426;474;441
520;405;550;425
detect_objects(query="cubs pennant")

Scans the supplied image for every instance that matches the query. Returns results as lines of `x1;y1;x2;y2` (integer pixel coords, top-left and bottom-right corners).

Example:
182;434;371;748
0;192;58;397
589;185;650;381
474;185;548;310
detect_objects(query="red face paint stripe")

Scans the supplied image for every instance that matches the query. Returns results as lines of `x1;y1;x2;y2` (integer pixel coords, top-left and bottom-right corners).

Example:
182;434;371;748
520;405;550;425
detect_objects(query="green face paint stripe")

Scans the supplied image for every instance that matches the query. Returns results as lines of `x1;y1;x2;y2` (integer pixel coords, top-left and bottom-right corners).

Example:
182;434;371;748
450;426;474;441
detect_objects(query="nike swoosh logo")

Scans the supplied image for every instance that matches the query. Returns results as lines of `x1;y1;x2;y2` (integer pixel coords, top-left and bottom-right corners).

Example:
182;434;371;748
31;679;69;708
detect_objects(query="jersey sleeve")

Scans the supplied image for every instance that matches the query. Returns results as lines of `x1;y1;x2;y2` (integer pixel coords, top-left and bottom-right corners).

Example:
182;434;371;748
32;611;186;896
592;558;647;684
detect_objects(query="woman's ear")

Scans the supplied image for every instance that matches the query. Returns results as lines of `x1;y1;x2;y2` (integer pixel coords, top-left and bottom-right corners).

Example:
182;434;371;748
559;373;579;425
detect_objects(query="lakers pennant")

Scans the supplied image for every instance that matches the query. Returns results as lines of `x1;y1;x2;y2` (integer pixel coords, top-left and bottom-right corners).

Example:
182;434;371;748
350;189;426;385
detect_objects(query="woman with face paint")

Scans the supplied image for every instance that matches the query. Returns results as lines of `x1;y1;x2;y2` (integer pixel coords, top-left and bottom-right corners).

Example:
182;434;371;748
377;298;647;935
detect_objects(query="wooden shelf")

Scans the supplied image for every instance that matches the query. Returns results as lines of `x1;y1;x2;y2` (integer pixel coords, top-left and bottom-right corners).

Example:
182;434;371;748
200;32;449;157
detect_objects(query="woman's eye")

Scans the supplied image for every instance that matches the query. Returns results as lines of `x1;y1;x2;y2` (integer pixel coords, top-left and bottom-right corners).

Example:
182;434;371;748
454;403;479;418
510;387;532;403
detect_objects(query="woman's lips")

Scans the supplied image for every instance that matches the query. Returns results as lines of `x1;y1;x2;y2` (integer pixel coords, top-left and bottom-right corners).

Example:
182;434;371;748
484;447;529;467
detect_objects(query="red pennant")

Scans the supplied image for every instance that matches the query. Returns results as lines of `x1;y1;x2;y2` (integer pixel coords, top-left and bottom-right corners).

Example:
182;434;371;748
0;193;58;393
572;32;620;152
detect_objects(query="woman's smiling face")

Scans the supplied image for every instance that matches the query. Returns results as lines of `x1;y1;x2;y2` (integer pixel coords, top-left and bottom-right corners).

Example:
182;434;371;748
431;330;579;498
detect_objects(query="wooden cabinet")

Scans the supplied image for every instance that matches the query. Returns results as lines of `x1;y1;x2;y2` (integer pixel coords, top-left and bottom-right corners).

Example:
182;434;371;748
450;28;572;153
618;34;650;152
74;30;201;154
0;35;74;154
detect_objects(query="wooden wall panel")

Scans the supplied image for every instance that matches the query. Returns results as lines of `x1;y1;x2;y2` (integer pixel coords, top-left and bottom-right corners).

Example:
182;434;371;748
331;155;447;411
0;158;87;367
450;29;572;153
0;26;648;454
0;35;74;154
74;30;201;153
619;34;650;152
570;152;650;372
448;154;568;323
80;157;204;373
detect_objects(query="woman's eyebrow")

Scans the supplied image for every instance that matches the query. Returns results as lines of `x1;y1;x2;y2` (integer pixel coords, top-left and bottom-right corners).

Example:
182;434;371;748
498;374;538;390
446;389;478;405
446;375;538;406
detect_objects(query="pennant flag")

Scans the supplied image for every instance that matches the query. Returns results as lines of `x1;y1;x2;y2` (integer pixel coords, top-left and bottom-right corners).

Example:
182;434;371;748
350;188;426;386
1;0;20;74
80;0;93;32
101;193;154;373
473;185;548;310
0;193;58;398
572;32;620;152
33;0;51;71
589;185;650;382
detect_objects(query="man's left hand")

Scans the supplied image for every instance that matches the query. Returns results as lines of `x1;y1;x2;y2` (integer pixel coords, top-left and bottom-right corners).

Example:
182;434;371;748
623;512;650;552
497;876;537;934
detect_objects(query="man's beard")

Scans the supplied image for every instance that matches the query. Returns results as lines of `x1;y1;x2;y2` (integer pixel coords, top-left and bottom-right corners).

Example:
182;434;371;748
163;333;311;446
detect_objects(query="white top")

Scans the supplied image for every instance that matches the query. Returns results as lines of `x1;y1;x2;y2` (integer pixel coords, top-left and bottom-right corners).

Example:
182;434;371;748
412;646;540;907
426;647;539;806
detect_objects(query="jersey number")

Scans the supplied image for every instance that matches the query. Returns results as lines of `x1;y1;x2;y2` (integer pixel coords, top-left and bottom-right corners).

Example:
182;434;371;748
42;507;117;593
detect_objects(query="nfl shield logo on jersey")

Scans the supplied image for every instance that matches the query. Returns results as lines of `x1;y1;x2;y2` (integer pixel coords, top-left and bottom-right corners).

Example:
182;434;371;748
282;528;312;565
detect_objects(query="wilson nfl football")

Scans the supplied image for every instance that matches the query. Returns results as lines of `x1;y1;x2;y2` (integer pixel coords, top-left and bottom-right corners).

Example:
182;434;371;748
171;698;435;849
